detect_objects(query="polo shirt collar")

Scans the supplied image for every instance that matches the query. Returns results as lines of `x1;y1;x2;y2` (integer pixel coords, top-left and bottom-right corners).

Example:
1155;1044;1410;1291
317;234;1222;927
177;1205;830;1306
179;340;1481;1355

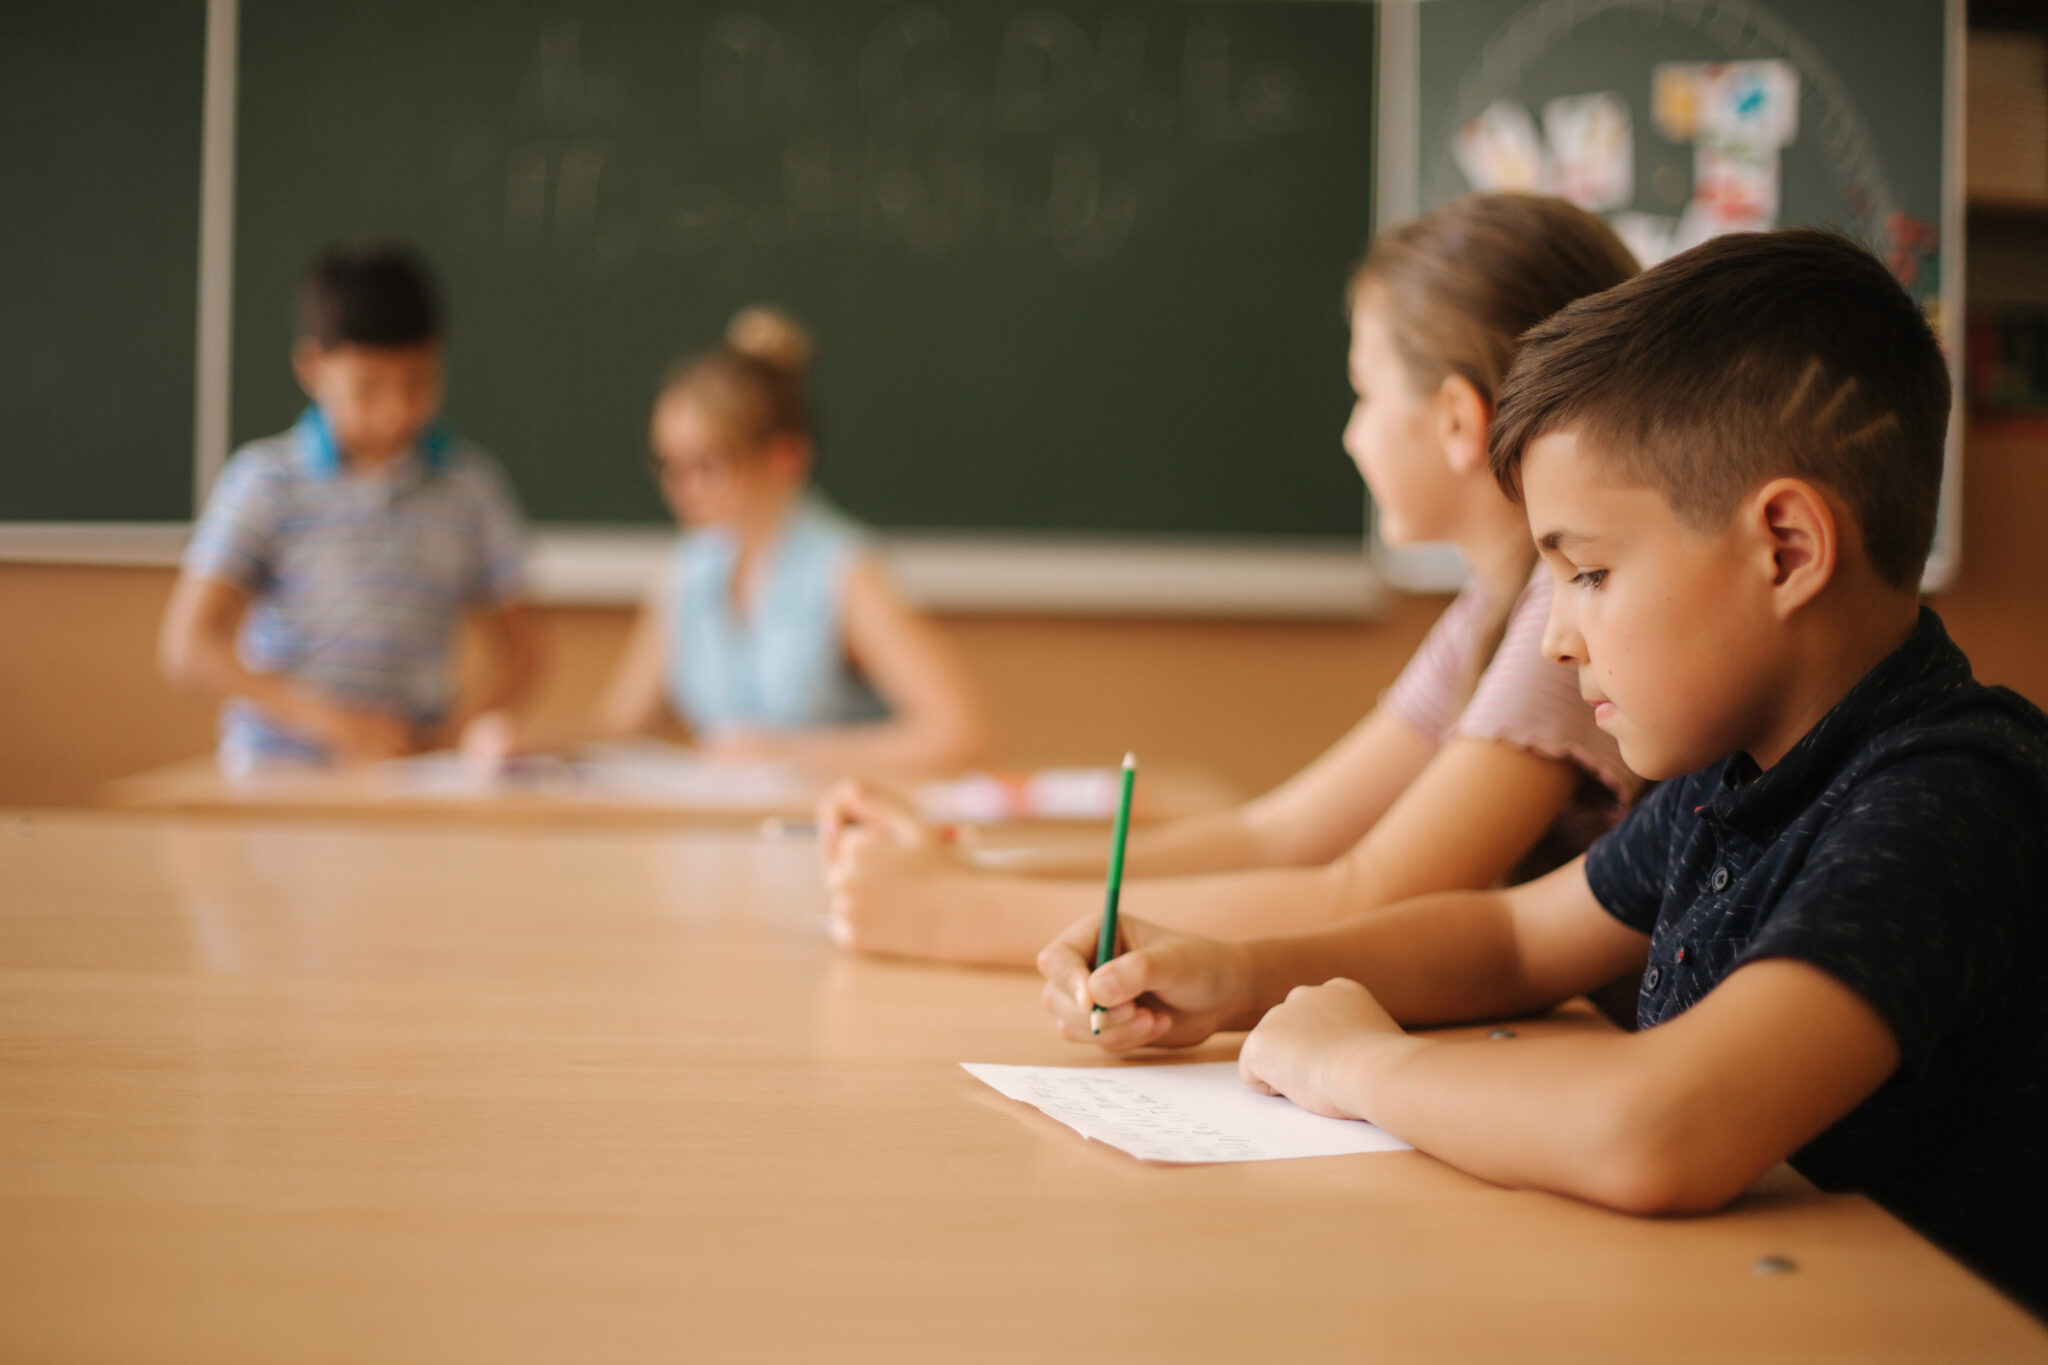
294;405;451;480
1701;608;1971;841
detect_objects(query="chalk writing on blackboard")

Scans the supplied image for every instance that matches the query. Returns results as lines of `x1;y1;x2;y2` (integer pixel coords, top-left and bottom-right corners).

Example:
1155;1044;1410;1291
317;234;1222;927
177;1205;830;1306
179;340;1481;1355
499;9;1336;270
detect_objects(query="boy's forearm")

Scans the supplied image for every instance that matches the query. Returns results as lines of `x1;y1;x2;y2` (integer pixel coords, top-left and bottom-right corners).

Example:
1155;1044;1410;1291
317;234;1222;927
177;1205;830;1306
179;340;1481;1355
465;603;541;717
463;663;535;720
162;578;332;736
172;632;329;734
1122;861;1358;940
1321;1028;1733;1216
1243;889;1549;1027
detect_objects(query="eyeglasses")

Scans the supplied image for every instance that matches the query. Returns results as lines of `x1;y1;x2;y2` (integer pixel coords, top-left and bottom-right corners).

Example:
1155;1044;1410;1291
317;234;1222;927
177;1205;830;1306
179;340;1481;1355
645;449;737;486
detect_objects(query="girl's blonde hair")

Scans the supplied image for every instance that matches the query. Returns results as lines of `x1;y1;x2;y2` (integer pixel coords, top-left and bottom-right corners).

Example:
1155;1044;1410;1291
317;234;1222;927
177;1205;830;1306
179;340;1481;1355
1349;192;1639;406
1350;194;1638;698
658;306;815;454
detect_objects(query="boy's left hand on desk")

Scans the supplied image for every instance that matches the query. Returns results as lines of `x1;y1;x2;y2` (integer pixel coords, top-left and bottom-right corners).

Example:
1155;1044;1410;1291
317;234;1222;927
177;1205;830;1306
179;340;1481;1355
1238;979;1413;1122
302;698;425;764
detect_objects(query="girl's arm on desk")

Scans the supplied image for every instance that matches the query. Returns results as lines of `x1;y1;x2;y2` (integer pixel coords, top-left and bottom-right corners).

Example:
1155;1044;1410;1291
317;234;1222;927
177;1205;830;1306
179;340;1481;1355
824;732;1584;966
818;702;1436;878
1016;704;1445;880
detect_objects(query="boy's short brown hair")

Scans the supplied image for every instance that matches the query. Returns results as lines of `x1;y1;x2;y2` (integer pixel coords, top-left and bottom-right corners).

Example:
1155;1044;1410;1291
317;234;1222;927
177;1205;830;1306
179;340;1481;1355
1489;229;1950;589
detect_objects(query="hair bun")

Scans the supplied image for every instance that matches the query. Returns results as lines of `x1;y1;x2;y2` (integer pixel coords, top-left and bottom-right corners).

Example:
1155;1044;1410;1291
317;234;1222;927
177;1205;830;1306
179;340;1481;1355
726;306;813;376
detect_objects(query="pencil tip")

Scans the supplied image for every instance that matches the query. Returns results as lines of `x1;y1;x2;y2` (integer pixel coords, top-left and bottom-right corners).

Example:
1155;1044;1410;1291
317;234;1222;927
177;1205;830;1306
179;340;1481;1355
1121;751;1136;769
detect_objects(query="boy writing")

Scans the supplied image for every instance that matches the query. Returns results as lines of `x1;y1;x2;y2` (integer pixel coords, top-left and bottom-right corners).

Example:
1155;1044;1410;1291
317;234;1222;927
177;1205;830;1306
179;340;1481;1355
161;243;537;768
1039;230;2048;1315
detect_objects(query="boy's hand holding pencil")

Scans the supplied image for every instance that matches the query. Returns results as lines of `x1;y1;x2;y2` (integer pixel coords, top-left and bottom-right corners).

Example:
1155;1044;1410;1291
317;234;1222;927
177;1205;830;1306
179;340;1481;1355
1036;913;1260;1053
1087;753;1139;1036
1041;752;1268;1051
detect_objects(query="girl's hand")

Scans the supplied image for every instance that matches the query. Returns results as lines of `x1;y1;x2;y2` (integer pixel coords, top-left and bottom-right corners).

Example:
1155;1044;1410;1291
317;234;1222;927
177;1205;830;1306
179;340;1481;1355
1036;914;1257;1053
824;824;979;958
816;779;931;861
1238;979;1411;1120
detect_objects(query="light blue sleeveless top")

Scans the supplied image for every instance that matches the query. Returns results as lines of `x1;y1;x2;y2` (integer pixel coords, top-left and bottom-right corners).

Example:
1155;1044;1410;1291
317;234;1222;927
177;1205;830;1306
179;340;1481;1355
666;493;889;734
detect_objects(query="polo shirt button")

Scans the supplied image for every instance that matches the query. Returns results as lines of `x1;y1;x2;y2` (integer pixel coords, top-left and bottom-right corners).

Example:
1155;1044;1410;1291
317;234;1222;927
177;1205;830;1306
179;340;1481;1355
1711;866;1731;892
1646;966;1663;989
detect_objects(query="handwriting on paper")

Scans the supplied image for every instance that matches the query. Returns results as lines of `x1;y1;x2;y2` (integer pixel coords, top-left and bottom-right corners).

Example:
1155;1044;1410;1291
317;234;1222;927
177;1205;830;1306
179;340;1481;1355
962;1061;1410;1163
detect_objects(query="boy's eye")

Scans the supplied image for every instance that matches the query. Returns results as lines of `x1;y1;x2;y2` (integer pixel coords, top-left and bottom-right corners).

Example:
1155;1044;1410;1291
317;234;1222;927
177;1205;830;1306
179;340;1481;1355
1571;569;1608;590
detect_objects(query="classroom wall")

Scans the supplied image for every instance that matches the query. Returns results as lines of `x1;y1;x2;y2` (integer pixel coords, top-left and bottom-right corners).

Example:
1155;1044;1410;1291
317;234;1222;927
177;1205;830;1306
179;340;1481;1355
6;418;2044;810
1929;418;2048;694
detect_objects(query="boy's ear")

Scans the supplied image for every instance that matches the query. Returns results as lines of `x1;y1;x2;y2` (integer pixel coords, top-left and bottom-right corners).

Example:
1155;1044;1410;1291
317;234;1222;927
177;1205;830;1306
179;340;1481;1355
1751;478;1839;616
1435;374;1492;477
291;338;326;399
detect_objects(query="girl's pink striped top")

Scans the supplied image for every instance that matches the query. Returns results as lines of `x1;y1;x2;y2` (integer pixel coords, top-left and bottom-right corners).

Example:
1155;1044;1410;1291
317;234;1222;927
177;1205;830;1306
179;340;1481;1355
1384;564;1643;875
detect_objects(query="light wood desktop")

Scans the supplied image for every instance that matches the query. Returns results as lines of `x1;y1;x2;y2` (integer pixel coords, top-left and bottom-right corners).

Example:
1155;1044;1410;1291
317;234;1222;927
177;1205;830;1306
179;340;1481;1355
2;811;2041;1362
100;750;1241;830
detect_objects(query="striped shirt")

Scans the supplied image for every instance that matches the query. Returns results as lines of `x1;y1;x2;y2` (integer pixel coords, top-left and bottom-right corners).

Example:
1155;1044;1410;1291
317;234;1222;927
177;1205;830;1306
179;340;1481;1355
1385;563;1641;873
183;407;530;767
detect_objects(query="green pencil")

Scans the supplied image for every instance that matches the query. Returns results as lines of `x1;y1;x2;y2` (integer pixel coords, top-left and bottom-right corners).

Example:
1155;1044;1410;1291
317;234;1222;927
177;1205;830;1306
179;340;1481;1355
1090;752;1138;1036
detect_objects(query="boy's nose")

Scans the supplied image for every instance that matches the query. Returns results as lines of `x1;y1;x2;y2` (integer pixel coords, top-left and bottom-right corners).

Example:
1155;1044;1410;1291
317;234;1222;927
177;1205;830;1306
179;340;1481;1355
1541;603;1584;667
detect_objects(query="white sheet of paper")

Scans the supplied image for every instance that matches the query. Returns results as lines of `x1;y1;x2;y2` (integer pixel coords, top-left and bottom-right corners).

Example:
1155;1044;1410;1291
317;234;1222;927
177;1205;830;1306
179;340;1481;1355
962;1061;1411;1163
372;752;576;797
567;756;812;808
370;746;813;810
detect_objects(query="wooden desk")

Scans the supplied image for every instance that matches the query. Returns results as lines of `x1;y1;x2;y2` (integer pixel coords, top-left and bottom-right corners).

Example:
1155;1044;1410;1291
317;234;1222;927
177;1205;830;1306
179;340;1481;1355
2;811;2041;1362
101;752;1241;830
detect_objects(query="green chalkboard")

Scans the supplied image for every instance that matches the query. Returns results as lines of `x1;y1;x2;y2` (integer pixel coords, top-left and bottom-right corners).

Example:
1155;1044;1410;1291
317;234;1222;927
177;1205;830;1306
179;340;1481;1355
0;2;203;521
1417;0;1947;307
231;1;1377;536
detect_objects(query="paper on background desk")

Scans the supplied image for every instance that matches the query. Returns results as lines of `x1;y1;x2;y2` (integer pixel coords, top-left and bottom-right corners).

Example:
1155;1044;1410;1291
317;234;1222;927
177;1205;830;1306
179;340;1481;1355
567;748;813;807
916;768;1125;822
962;1061;1410;1163
370;747;814;809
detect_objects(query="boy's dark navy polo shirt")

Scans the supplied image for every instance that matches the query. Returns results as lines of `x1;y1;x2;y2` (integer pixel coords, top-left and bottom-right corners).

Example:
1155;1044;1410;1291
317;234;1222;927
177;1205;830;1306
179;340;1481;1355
1586;608;2048;1318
